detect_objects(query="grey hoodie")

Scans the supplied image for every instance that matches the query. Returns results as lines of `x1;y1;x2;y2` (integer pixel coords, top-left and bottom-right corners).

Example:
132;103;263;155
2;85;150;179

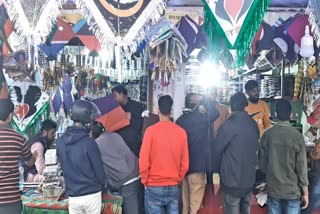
95;131;140;191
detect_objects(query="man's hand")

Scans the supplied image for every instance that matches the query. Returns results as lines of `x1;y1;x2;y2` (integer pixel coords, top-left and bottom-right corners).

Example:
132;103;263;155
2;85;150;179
302;187;309;209
125;112;132;121
302;194;309;209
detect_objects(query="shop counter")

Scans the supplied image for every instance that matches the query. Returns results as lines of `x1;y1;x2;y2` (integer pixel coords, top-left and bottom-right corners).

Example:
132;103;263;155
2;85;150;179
22;189;122;214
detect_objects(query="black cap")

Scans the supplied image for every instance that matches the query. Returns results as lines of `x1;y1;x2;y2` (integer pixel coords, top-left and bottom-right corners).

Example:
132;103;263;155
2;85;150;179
245;80;259;91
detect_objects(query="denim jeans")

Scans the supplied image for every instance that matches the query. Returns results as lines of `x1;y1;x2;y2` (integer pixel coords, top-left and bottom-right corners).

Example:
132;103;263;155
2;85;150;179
268;196;301;214
145;185;179;214
222;191;251;214
302;177;320;214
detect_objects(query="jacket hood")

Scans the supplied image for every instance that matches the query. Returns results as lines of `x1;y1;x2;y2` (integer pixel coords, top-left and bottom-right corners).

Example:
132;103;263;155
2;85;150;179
61;126;90;145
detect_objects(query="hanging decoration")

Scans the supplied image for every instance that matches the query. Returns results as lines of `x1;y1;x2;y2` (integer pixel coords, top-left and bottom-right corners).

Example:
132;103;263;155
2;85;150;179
202;0;270;67
146;17;187;85
3;52;49;134
73;19;101;52
3;0;63;43
74;0;166;58
306;0;320;47
3;0;64;66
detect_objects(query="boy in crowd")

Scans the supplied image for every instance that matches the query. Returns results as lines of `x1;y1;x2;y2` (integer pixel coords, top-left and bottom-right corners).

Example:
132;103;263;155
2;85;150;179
214;92;259;214
139;95;189;214
258;99;309;214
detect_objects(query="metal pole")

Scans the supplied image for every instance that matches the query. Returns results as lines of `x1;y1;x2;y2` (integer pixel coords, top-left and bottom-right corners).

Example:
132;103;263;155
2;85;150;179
281;59;285;98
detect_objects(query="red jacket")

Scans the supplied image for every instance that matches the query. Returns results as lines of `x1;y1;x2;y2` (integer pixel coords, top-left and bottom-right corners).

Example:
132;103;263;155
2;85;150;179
139;121;189;186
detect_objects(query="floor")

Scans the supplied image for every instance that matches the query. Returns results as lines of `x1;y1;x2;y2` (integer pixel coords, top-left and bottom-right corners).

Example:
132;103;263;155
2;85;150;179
198;184;267;214
198;184;320;214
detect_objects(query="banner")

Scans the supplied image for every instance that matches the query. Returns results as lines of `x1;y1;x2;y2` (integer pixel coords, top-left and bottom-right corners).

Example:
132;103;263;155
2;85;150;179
203;0;270;66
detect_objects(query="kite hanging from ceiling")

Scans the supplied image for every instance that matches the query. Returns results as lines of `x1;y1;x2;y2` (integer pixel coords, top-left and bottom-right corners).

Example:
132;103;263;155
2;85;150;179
74;0;167;58
307;0;320;47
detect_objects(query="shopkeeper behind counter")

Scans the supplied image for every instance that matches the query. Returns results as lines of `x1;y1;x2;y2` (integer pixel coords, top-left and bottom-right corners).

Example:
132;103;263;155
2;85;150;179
23;120;57;182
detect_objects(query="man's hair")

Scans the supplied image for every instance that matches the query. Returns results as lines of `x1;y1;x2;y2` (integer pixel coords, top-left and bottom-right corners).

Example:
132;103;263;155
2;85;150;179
91;121;105;139
41;119;57;132
245;80;259;92
276;99;291;121
185;93;197;109
158;95;173;116
0;99;14;121
111;85;127;96
230;92;248;112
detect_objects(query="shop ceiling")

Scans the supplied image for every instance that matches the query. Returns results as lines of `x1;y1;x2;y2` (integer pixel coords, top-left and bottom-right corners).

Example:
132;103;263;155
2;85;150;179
167;0;308;7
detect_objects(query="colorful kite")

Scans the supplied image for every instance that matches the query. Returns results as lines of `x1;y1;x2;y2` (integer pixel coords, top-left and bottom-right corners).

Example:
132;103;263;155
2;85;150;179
74;0;166;57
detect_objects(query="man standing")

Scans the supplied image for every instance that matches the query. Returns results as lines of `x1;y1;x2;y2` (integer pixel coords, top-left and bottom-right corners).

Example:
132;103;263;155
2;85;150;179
24;119;57;182
91;121;141;214
258;99;309;214
0;99;36;214
245;80;271;137
140;95;189;214
112;85;144;157
176;93;219;214
56;100;105;214
214;92;259;214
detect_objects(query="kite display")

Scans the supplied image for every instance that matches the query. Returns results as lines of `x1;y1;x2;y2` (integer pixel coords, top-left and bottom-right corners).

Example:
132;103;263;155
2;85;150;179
307;0;320;46
74;0;166;57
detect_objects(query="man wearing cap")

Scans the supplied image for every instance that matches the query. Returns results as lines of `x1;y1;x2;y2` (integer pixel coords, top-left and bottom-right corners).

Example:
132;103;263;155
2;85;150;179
56;100;106;214
245;80;271;137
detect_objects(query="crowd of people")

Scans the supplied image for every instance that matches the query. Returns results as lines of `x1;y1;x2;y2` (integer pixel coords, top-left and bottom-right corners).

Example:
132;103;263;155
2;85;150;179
0;81;319;214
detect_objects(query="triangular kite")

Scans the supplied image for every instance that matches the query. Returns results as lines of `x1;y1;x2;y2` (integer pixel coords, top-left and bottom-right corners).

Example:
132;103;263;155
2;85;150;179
74;0;166;57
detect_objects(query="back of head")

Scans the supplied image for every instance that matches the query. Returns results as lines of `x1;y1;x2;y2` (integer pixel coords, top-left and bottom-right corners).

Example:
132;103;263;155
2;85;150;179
158;95;173;116
91;121;105;139
185;93;197;109
70;100;101;126
41;119;57;132
230;92;248;112
276;99;291;121
0;99;14;121
111;85;127;96
245;80;259;92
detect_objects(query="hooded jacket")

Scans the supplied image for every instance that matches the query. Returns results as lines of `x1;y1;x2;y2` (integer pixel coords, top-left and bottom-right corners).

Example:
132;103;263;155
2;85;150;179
56;126;106;197
96;131;139;191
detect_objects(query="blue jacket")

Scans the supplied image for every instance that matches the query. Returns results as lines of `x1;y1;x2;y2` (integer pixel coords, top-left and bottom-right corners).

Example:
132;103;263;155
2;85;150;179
57;126;106;197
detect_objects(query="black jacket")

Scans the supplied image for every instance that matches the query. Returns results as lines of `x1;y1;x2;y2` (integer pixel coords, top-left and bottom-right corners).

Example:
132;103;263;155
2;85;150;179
56;126;106;197
176;102;219;174
117;98;144;157
214;111;259;197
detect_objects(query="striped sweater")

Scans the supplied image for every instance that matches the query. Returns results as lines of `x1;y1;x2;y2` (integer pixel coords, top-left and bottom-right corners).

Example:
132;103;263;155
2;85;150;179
0;125;32;204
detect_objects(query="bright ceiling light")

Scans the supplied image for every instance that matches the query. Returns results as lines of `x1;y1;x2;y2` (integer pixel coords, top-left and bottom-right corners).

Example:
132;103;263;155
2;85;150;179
199;61;222;88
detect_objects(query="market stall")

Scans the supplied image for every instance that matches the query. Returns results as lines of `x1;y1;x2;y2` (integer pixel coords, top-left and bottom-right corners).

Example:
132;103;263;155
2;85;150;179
22;189;122;214
1;0;320;213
